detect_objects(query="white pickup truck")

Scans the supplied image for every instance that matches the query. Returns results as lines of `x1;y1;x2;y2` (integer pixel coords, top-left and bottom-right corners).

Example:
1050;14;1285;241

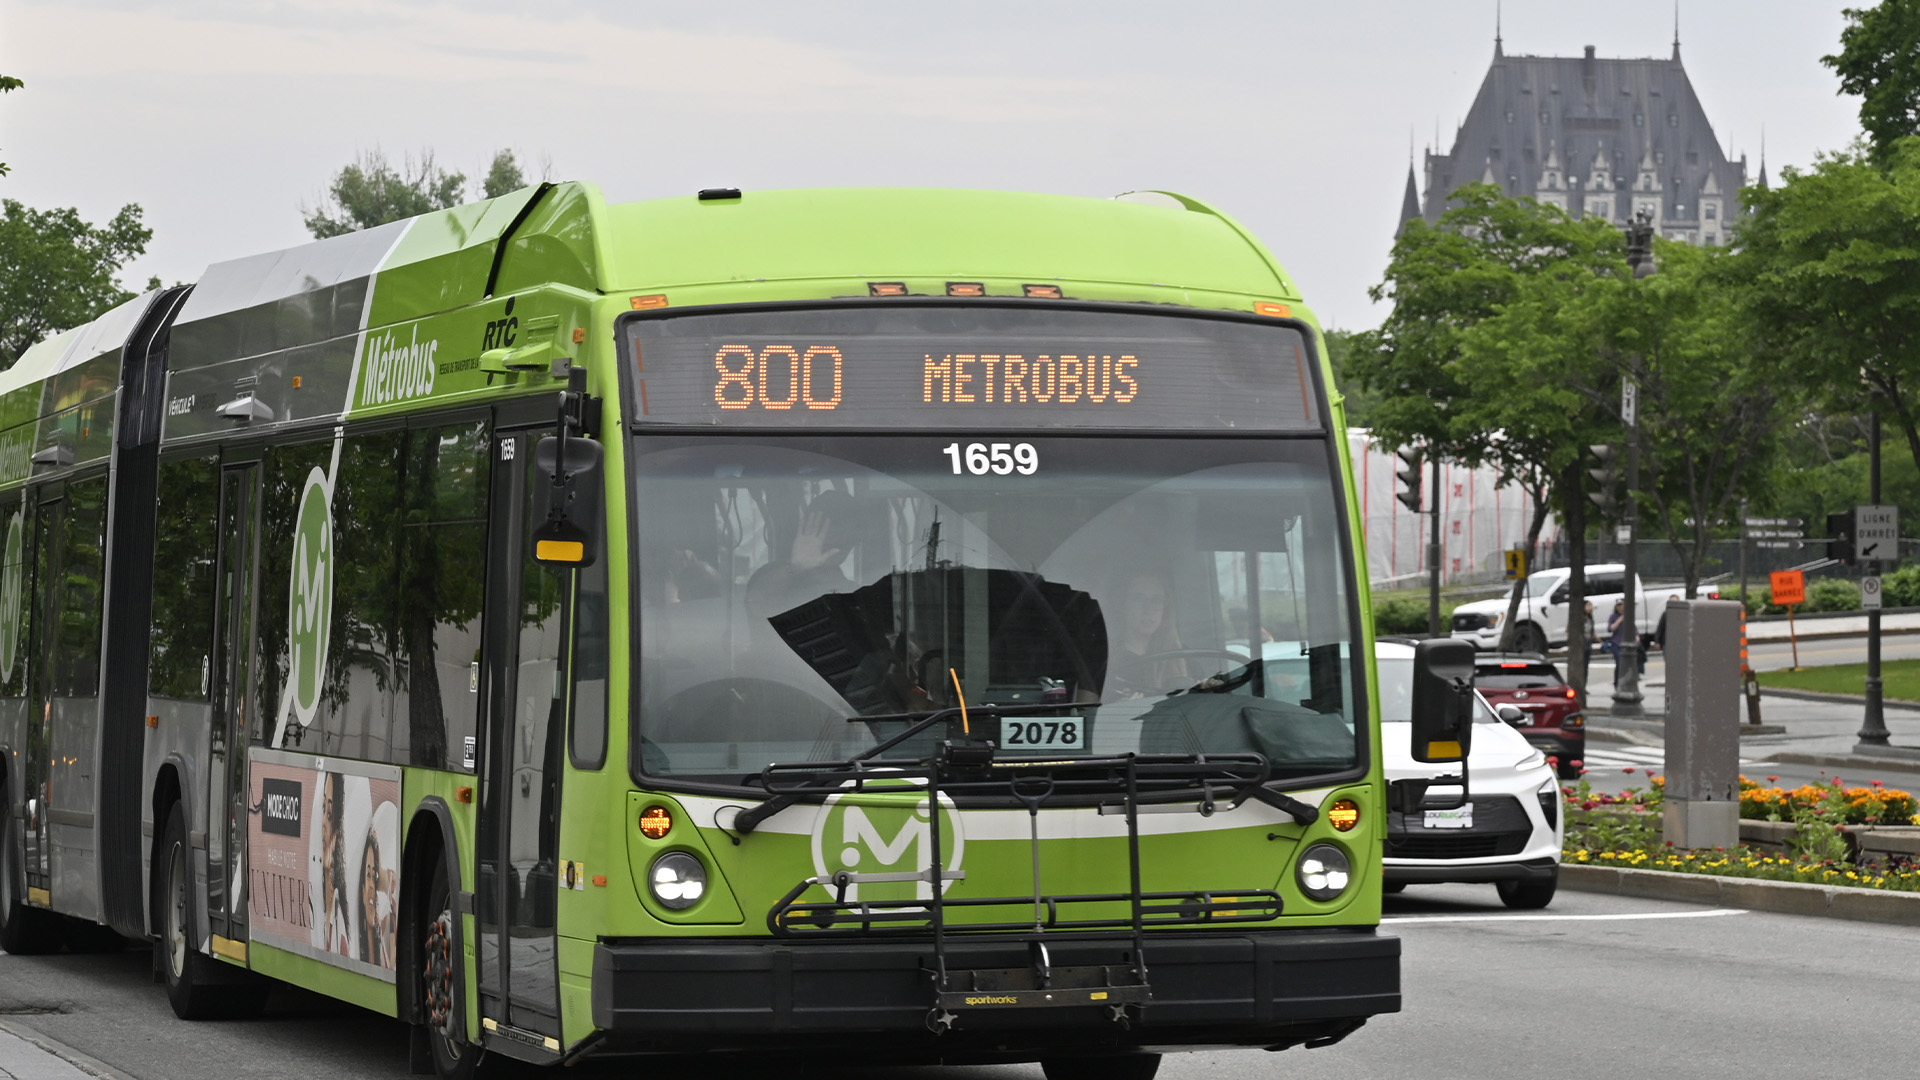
1447;563;1706;655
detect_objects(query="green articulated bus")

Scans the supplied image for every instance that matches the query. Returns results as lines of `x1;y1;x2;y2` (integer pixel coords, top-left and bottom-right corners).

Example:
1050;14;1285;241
0;183;1436;1078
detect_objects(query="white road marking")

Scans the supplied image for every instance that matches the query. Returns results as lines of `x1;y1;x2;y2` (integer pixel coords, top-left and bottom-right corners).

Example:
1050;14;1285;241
1384;908;1747;924
1579;746;1776;770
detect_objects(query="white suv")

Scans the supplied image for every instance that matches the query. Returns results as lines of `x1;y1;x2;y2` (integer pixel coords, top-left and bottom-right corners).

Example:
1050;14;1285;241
1374;641;1563;908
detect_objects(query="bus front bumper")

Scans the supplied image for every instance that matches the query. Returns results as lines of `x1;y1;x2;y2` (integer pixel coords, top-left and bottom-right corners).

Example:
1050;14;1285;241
589;929;1399;1059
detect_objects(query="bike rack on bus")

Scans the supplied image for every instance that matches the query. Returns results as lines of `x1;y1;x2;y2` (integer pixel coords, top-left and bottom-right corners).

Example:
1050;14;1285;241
754;709;1293;1033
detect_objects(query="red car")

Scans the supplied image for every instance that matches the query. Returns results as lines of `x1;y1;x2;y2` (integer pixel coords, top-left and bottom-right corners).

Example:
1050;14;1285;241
1474;655;1585;779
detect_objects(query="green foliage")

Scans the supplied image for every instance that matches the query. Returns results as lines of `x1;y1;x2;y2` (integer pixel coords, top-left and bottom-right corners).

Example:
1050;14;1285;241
1824;1;1920;165
1322;328;1379;428
0;199;154;368
1370;592;1444;635
0;74;20;178
303;148;529;238
1738;139;1920;488
481;149;527;200
1884;563;1920;605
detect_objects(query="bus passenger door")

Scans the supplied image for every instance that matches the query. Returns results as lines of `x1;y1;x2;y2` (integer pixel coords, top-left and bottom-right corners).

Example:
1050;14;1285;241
204;464;260;948
475;425;568;1044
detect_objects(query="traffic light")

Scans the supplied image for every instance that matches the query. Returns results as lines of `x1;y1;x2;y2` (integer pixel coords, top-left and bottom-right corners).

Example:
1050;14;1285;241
1587;444;1618;517
1395;447;1423;513
1826;509;1856;565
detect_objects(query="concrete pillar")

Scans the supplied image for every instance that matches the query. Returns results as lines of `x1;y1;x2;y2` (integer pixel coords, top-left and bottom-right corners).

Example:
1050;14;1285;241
1662;598;1743;850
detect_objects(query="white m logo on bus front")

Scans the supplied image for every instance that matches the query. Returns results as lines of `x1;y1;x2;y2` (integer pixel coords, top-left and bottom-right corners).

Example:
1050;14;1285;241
809;792;964;905
287;467;333;726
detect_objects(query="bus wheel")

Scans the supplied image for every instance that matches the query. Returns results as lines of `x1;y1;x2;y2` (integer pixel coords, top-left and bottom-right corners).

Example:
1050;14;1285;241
422;861;483;1080
0;777;63;955
159;802;263;1019
1042;1055;1162;1080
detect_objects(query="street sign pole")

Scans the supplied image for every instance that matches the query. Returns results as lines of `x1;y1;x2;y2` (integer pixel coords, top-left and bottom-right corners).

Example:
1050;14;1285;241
1428;453;1442;638
1614;377;1643;712
1860;413;1889;749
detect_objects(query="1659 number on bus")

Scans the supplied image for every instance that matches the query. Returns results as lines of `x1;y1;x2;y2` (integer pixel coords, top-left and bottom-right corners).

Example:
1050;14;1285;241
943;442;1038;475
1000;718;1083;751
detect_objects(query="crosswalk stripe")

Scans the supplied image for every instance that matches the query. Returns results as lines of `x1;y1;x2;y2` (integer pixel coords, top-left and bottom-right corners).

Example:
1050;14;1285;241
1577;746;1775;770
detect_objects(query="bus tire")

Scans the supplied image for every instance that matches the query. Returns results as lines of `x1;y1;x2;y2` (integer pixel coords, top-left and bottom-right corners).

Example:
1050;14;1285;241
1042;1055;1162;1080
421;860;484;1080
0;775;64;956
158;801;264;1019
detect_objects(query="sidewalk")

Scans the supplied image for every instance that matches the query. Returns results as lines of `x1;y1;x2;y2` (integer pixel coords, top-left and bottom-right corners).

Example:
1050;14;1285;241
1579;653;1920;774
1743;609;1920;642
0;1022;118;1080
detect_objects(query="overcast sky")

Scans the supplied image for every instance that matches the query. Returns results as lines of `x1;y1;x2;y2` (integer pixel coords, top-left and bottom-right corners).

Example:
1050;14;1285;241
0;0;1864;330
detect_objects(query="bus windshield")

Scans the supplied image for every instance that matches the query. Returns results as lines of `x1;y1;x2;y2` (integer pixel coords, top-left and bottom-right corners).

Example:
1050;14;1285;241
630;431;1362;788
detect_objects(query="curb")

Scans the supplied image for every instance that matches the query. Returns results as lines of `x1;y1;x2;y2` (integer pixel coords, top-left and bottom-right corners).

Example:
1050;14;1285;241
1766;750;1920;776
0;1017;135;1080
1559;863;1920;926
1757;686;1920;711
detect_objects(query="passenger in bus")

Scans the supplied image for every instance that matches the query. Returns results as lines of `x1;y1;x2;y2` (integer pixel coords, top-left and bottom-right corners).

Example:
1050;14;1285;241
1105;570;1190;698
746;490;865;616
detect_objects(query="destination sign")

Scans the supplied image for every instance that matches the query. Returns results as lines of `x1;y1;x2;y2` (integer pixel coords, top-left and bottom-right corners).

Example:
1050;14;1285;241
623;304;1320;431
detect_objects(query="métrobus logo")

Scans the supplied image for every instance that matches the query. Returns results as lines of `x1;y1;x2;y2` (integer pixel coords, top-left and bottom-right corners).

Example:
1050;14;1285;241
287;467;333;728
809;790;964;906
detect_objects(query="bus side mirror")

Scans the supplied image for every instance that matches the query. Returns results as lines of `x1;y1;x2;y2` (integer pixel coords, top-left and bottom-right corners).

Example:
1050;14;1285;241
1410;638;1474;764
532;435;602;566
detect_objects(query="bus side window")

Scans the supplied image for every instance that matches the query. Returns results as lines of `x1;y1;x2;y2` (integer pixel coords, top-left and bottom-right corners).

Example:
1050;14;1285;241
149;456;219;707
400;421;490;772
330;433;405;763
568;554;608;770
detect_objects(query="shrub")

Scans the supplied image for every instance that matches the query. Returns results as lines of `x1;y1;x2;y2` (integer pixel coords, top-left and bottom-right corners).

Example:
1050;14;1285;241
1372;593;1431;635
1803;578;1861;612
1884;564;1920;608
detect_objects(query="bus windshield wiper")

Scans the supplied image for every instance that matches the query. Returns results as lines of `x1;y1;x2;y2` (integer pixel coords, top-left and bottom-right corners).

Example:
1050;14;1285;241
731;701;1081;835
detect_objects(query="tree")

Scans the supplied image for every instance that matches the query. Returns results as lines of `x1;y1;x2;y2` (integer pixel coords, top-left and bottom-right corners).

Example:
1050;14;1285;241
303;148;532;238
1738;139;1920;486
0;74;21;178
1322;328;1382;428
1825;1;1920;164
0;199;155;368
482;149;526;200
1577;242;1792;599
1350;185;1619;688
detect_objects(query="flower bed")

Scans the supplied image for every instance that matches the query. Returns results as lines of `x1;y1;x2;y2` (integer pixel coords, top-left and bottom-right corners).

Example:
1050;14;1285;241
1564;847;1920;892
1560;770;1920;893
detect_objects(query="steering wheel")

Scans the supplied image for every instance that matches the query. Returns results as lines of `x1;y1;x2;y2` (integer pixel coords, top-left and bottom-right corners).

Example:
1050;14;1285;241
1109;649;1259;697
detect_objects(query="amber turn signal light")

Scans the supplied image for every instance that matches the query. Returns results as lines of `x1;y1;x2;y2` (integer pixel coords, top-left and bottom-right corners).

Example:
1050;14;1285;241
1327;799;1361;832
1253;301;1291;317
639;806;673;840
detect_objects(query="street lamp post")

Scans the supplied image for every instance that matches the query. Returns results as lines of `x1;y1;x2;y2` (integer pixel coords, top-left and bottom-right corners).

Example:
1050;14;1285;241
1859;409;1889;747
1613;210;1657;714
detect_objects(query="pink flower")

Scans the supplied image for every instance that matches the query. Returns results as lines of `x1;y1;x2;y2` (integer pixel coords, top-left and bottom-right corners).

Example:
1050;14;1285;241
1623;766;1636;774
1767;775;1779;783
1871;780;1885;788
1571;759;1584;769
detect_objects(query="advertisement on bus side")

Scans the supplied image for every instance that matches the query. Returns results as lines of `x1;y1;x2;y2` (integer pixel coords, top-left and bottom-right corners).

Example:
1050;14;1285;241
247;748;402;982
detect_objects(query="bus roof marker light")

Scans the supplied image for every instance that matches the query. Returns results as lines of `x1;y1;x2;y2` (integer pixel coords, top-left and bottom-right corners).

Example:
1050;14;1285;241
868;282;909;297
1254;301;1290;317
1022;284;1063;299
631;295;668;310
638;806;673;840
946;282;985;297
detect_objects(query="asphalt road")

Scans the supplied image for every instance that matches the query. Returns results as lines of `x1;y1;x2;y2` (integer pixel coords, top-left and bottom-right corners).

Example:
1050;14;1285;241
2;883;1913;1080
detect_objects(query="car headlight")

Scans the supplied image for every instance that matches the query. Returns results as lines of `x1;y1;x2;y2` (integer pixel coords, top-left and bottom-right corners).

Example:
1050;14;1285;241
1295;844;1352;902
648;852;708;910
1488;612;1503;627
1514;749;1547;772
1537;776;1561;829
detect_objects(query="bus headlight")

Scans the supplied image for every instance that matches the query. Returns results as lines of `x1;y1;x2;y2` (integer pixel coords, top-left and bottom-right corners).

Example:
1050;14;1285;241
1296;844;1352;902
649;852;707;910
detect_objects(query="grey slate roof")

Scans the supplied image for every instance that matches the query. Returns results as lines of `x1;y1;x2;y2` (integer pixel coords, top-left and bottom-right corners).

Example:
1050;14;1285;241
1403;41;1748;245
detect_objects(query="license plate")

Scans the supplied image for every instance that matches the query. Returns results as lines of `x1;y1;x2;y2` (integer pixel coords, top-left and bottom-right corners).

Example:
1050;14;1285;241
1423;804;1474;829
999;717;1086;752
